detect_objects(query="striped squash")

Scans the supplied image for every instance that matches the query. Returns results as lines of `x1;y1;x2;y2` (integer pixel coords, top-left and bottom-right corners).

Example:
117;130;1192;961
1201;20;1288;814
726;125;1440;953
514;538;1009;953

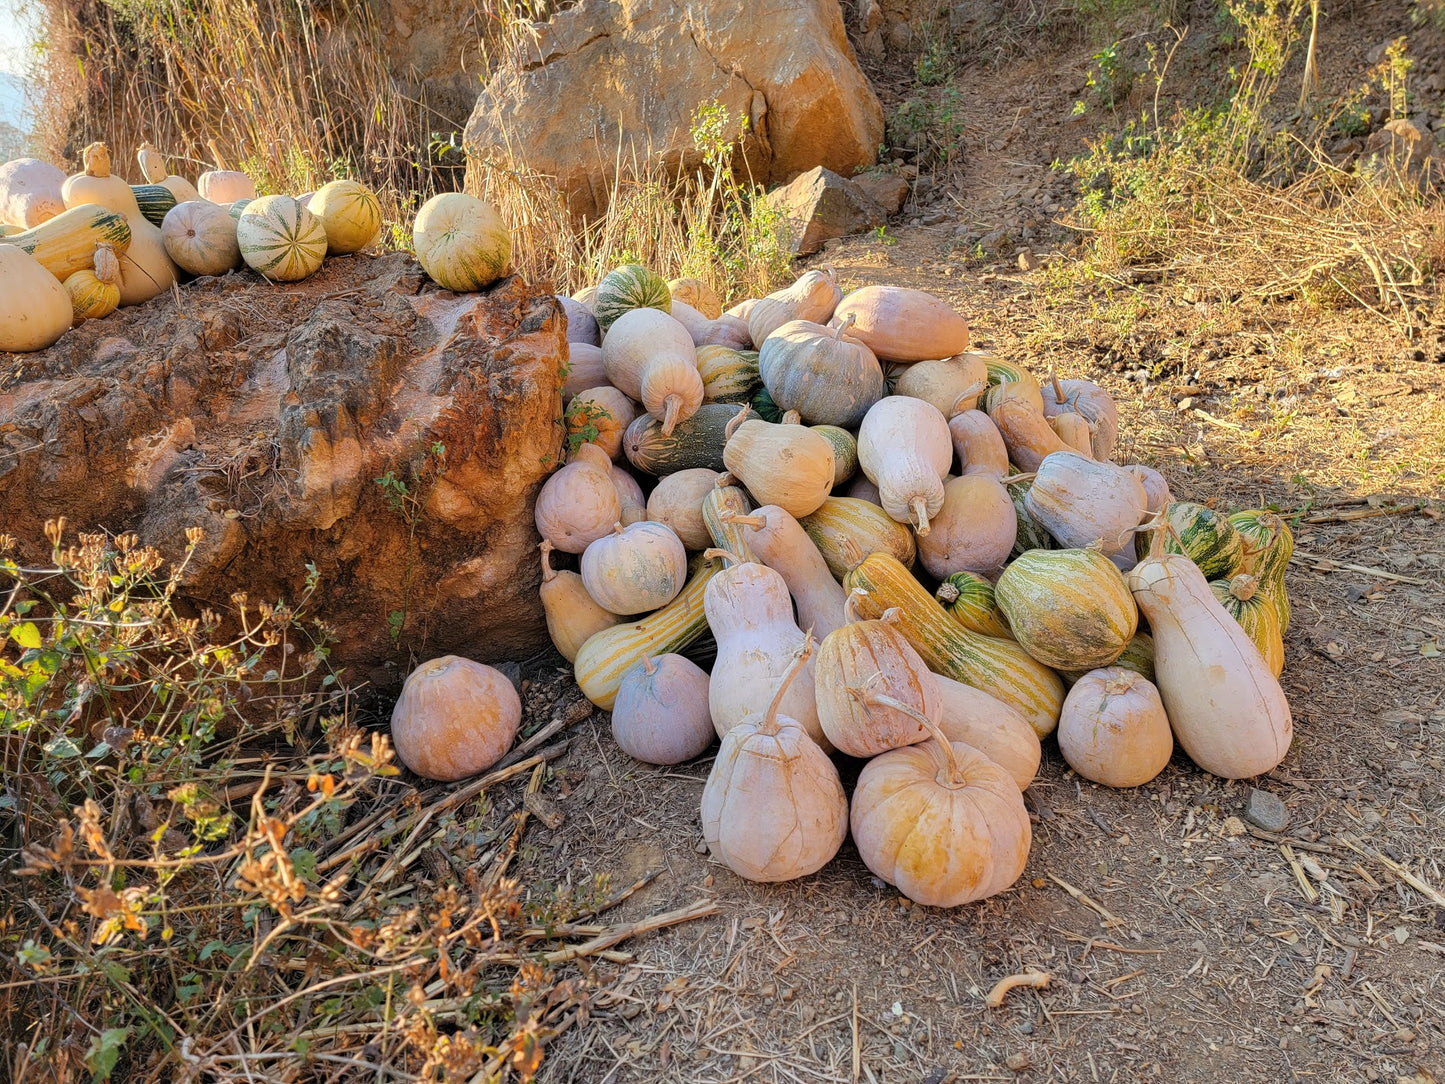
994;548;1138;671
1007;480;1054;558
1135;501;1245;580
935;571;1012;639
700;482;757;564
623;403;756;476
594;263;670;332
984;358;1043;410
697;345;762;404
574;556;720;709
1211;573;1285;676
800;497;915;581
309;179;382;255
844;552;1066;737
1230;509;1292;631
131;184;178;227
750;386;785;423
228;199;252;221
63;242;122;323
0;204;132;280
236;195;327;282
813;425;858;486
412;192;510;292
1060;631;1156;686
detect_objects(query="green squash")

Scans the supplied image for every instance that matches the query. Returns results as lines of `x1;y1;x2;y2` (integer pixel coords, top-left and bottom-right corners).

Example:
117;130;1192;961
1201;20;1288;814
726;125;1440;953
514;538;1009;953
995;548;1138;671
1229;509;1292;631
594;263;670;332
757;317;885;427
623;403;758;476
1210;573;1284;676
935;571;1012;639
1136;501;1246;580
697;345;761;404
814;425;858;487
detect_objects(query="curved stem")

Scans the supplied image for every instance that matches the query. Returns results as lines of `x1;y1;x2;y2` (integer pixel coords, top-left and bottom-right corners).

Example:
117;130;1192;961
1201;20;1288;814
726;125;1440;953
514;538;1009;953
757;633;815;737
911;496;932;537
660;394;683;437
642;654;658;677
837;534;865;572
842;586;868;624
856;690;964;786
720;511;766;529
724;404;750;441
833;311;857;341
999;471;1036;486
1103;669;1138;696
538;540;556;582
948;379;988;419
701;547;745;567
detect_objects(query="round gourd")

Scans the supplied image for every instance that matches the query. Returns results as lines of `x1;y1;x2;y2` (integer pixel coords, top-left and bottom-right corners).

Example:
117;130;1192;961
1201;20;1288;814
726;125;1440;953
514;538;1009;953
1024;452;1148;556
161;200;240;276
308;179;382;254
534;442;621;553
916;474;1017;579
700;643;847;882
198;169;256;204
236;195;327;282
646;468;721;550
1230;509;1292;631
1;244;73;351
566;385;637;461
669;276;721;319
893;352;988;417
63;243;122;323
995;548;1138;670
612;654;715;764
1135;501;1247;580
1127;464;1174;514
413;192;511;292
389;655;520;781
697;345;762;404
935;571;1012;639
594;263;670;332
758;315;885;427
581;521;687;615
1057;667;1173;788
850;697;1032;906
0;157;66;228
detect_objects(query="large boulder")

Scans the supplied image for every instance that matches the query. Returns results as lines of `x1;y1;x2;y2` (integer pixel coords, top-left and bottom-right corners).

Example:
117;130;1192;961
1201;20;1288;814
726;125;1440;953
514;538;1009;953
0;254;565;688
465;0;885;218
766;166;889;256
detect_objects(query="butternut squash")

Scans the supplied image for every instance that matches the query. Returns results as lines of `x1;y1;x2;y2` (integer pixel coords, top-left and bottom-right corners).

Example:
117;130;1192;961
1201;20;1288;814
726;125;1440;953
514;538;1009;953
857;396;952;535
724;505;848;639
601;306;702;435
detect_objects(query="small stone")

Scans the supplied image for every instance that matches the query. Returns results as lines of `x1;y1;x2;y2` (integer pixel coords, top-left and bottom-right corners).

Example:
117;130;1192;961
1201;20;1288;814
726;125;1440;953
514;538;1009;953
1362;809;1383;829
1006;1052;1031;1071
765;166;888;256
694;838;709;854
1176;396;1196;412
852;170;910;216
1017;249;1041;272
1396;1027;1416;1043
1221;815;1247;838
1245;788;1289;832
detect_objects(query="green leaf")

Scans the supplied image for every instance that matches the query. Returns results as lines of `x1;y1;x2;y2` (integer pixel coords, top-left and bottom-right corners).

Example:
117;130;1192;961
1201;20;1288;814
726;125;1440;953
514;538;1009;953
42;735;83;759
10;622;42;650
85;1027;130;1082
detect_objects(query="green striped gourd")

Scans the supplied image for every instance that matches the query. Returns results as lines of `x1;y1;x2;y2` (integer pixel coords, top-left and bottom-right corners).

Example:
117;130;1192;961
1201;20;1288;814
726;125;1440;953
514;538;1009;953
1210;573;1284;677
845;552;1066;737
236;195;327;282
1135;501;1246;580
1060;632;1156;686
994;548;1138;671
623;404;757;476
1229;509;1292;631
131;183;178;227
594;263;670;332
1007;479;1054;558
935;571;1012;639
0;204;132;280
697;345;761;404
813;424;858;486
799;497;916;580
700;481;757;563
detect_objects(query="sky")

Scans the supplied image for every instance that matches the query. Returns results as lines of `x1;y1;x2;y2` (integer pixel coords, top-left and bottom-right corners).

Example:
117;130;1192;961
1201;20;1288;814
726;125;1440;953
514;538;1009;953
0;0;38;131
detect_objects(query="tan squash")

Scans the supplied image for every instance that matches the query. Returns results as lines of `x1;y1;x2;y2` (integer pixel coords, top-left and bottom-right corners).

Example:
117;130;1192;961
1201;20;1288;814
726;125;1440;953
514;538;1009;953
948;409;1010;478
562;343;607;399
722;408;835;520
832;285;970;362
534;442;621;553
581;521;688;615
916;474;1017;580
893;353;989;417
1024;452;1148;556
1057;668;1173;788
724;504;848;639
857;396;952;535
390;656;520;781
799;497;916;580
747;267;842;346
646;467;720;550
601;306;702;435
609;465;648;526
932;674;1041;791
612;654;715;764
668;276;721;319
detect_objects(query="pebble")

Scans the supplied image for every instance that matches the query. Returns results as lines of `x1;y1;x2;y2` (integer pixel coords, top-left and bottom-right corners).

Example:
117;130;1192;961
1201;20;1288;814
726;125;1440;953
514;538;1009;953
1245;788;1289;832
1176;396;1196;411
1017;249;1041;271
1006;1052;1031;1071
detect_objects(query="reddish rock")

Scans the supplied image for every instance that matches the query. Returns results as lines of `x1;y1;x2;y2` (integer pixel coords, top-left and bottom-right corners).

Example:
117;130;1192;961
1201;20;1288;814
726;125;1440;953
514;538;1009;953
766;166;888;256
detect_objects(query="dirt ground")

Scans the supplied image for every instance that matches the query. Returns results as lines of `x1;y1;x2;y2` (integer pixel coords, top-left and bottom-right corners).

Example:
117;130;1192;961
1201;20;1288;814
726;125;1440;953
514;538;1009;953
479;7;1445;1082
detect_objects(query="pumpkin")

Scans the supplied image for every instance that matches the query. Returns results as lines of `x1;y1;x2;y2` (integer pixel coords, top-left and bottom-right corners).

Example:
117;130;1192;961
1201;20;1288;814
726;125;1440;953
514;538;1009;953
236;195;327;282
815;592;941;756
700;640;848;882
566;385;637;460
1025;452;1147;556
697;345;762;404
0;158;66;228
0;204;133;281
308;179;382;254
934;571;1012;639
609;465;648;526
932;674;1041;791
539;540;621;662
390;655;520;781
725;504;848;639
646;468;720;549
612;654;715;764
412;192;511;292
1040;374;1119;461
581;521;687;615
722;409;835;519
1057;668;1173;788
832;285;970;362
1134;501;1246;579
574;554;719;709
601;306;702;435
623;403;759;476
845;552;1066;737
916;474;1017;579
1210;573;1285;677
850;695;1031;906
198;169;256;204
1128;550;1293;779
63;243;122;323
800;497;916;580
747;267;842;346
994;548;1138;671
857;396;952;535
0;243;73;351
949;409;1010;479
161;200;240;276
534;442;621;553
559;295;600;346
668;276;721;319
594;263;671;332
62;143;139;215
1229;509;1293;631
893;352;989;417
757;314;885;427
704;549;827;749
562;343;607;399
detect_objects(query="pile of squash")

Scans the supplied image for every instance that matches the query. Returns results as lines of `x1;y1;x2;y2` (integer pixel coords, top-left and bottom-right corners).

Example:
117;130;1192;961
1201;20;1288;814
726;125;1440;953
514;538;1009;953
531;263;1296;907
0;141;386;353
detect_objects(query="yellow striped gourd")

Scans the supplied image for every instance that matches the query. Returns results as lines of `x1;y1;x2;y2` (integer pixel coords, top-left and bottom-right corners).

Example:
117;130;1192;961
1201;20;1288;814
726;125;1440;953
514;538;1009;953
63;242;122;323
236;195;327;282
935;571;1012;639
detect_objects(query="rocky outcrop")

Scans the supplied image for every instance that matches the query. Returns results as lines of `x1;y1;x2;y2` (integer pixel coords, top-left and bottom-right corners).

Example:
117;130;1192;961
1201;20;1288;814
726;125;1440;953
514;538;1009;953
766;166;889;255
0;254;565;687
464;0;885;218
